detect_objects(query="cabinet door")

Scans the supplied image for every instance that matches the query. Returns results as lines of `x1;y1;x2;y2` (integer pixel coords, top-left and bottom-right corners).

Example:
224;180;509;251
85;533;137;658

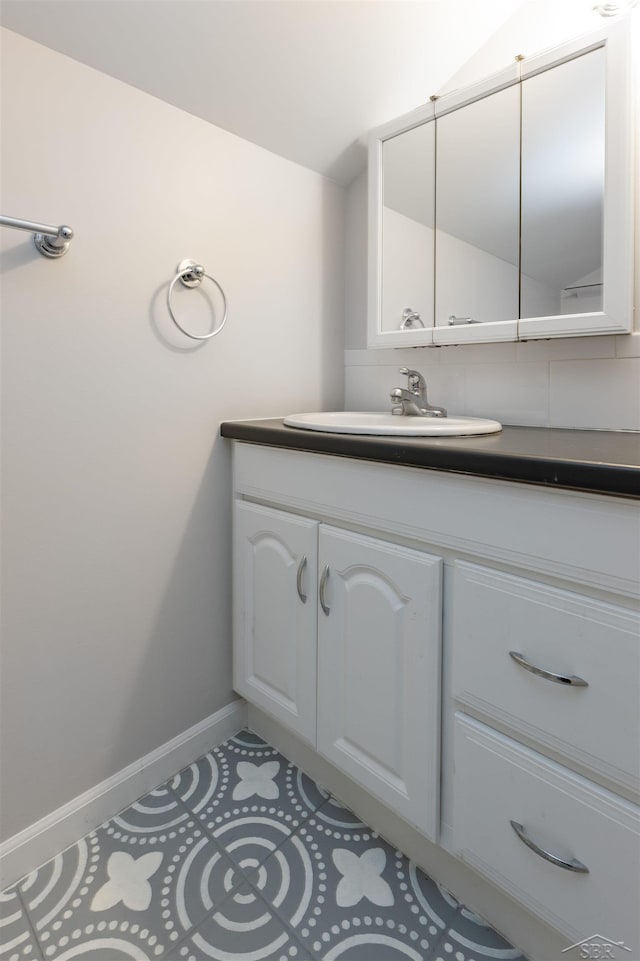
316;526;442;839
233;501;318;745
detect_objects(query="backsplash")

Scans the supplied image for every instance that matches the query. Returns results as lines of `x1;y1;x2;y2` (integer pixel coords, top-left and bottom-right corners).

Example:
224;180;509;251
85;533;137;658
345;333;640;431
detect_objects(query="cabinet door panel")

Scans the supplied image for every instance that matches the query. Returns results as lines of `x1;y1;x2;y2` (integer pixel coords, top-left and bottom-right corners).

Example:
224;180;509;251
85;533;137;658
317;527;442;839
233;501;318;744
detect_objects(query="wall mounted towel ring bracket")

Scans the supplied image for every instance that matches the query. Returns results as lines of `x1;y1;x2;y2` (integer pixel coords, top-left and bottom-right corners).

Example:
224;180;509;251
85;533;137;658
167;259;228;341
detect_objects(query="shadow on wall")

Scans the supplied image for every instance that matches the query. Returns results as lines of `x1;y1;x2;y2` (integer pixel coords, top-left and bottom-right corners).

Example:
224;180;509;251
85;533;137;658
320;177;347;411
106;433;235;783
325;139;367;189
0;237;43;274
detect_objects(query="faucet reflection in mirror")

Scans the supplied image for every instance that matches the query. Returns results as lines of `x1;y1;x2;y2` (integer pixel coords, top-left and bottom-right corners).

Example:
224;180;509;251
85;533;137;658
400;308;425;329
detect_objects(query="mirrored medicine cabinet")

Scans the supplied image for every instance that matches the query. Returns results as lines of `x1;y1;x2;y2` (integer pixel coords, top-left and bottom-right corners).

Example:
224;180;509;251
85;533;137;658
367;20;634;348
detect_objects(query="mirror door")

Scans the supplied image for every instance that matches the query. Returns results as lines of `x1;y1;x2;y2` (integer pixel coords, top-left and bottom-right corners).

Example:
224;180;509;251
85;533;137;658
381;121;435;337
434;84;520;345
520;49;605;322
517;20;632;338
368;102;437;347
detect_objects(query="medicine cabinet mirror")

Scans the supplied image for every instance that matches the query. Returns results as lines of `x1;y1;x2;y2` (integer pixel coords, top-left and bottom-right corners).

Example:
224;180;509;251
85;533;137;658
367;20;633;348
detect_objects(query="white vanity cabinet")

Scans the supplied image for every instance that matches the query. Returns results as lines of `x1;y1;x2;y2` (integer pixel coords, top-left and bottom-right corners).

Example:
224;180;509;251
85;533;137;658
233;481;443;840
230;439;640;955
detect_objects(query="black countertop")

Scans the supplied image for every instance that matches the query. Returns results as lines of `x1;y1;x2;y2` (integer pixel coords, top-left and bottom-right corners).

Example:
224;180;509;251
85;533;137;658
220;419;640;499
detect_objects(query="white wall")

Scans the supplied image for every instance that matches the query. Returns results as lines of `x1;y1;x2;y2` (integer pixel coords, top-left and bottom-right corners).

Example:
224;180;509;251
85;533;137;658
345;8;640;430
0;28;344;843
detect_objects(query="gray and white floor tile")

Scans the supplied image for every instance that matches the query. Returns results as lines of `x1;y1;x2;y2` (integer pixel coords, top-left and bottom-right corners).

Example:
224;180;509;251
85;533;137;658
172;730;328;821
177;882;313;961
247;798;460;960
171;731;328;873
0;730;526;960
15;787;245;959
0;886;40;961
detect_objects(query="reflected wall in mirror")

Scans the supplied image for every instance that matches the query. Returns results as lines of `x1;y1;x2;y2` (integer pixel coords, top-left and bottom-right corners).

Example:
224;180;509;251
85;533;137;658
382;121;435;333
435;85;520;327
521;49;605;319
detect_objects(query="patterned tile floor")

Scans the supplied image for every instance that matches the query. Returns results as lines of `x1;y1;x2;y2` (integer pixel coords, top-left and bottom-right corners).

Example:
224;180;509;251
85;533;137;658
1;729;526;961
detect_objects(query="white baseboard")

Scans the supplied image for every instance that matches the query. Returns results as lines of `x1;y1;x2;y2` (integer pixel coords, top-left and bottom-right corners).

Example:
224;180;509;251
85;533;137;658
0;699;248;890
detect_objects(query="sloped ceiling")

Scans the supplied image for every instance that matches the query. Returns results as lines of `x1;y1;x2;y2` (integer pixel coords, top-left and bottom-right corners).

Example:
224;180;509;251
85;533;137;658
0;0;524;185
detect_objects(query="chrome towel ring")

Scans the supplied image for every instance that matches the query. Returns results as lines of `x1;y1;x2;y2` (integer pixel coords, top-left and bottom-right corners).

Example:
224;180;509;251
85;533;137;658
167;259;228;341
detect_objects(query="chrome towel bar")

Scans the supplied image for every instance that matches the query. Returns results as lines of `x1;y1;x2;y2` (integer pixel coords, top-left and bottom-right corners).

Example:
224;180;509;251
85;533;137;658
0;214;74;258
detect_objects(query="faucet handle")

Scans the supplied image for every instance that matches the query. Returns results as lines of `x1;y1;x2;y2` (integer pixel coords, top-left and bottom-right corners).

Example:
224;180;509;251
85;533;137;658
399;367;426;394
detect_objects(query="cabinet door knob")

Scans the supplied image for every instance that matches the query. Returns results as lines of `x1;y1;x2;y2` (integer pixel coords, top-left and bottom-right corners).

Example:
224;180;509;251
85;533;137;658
508;651;588;687
296;555;307;604
509;820;589;874
319;564;330;616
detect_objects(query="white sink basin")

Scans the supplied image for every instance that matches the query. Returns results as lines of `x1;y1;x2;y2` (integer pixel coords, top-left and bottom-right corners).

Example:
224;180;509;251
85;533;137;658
284;412;502;436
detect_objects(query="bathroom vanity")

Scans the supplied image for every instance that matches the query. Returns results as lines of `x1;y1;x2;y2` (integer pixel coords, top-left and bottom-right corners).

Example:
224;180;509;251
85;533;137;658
221;419;640;960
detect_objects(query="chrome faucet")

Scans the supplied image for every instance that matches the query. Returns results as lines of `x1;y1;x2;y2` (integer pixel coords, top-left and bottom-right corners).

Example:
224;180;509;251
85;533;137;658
390;367;447;418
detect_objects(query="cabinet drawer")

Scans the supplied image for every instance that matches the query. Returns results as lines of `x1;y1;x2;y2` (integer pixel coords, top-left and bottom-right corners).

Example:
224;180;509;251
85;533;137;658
452;714;640;949
450;562;640;794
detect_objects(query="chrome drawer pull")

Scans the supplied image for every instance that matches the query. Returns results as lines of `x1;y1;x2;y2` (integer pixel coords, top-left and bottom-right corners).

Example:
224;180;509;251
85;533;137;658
508;651;588;687
319;565;330;616
296;555;307;604
510;821;589;874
